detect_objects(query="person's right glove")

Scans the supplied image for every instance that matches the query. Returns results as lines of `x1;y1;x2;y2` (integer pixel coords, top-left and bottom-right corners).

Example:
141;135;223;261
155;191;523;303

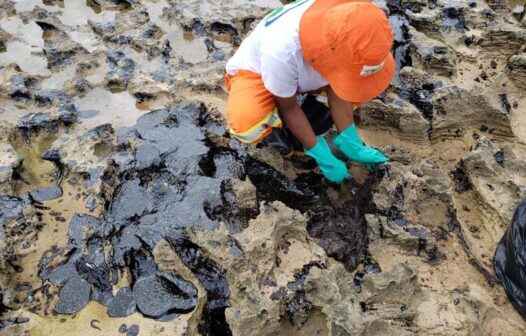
332;124;389;165
304;136;350;184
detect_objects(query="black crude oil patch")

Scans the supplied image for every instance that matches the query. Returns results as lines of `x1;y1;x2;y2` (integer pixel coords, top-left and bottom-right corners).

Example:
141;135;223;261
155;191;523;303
39;104;234;334
54;277;91;314
17;113;60;139
441;2;467;32
245;157;377;271
385;0;440;128
385;0;414;86
167;238;232;336
352;258;383;294
494;149;505;167
29;186;63;203
399;82;436;122
283;262;325;323
390;14;412;85
451;166;472;193
108;287;136;318
133;274;197;318
245;158;319;213
307;179;374;271
499;93;512;113
384;182;406;227
126;324;140;336
0;195;34;284
36;102;380;332
106;51;136;90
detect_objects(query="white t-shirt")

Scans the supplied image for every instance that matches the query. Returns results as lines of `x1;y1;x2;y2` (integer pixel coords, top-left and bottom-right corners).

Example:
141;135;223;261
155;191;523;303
225;0;328;98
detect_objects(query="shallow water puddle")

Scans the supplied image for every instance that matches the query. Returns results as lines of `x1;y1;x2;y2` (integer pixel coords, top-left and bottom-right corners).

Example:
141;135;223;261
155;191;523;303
0;17;50;76
40;63;78;91
0;17;44;48
12;0;61;12
121;46;165;75
57;0;116;26
56;0;115;52
0;41;50;76
74;88;164;130
144;0;209;64
166;28;209;64
0;103;31;125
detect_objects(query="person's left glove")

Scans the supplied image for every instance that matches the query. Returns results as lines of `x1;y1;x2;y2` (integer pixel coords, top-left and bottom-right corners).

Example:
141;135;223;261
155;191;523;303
333;124;388;165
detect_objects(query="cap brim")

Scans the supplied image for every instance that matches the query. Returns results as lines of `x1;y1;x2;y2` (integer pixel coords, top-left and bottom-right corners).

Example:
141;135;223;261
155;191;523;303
327;53;395;103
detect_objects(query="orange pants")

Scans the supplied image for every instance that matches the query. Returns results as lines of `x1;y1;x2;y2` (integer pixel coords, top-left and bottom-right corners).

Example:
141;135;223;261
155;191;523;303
225;71;282;143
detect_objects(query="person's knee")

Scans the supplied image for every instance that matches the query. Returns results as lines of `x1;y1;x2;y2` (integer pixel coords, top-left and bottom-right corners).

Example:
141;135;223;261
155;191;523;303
231;126;272;144
226;104;281;144
225;71;278;143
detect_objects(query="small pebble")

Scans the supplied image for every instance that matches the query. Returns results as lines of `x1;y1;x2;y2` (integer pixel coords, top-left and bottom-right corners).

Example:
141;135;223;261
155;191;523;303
126;324;140;336
118;324;127;333
212;51;225;61
29;186;63;203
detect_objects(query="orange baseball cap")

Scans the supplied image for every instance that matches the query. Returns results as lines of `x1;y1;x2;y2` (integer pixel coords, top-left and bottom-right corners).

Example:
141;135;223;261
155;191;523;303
299;0;395;103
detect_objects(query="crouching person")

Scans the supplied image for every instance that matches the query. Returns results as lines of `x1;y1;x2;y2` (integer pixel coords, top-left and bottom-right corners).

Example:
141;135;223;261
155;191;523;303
225;0;395;183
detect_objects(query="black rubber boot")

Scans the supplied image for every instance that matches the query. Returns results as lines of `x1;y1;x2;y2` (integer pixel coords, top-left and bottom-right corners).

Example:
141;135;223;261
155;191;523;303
262;127;293;156
301;94;334;135
263;95;334;157
286;94;335;153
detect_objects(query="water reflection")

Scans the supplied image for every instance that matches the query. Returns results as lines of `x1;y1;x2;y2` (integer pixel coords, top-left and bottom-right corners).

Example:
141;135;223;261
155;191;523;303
74;88;165;129
0;17;49;75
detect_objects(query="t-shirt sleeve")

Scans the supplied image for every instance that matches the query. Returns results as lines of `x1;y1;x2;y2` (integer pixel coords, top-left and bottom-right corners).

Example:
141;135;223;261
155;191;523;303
260;53;298;98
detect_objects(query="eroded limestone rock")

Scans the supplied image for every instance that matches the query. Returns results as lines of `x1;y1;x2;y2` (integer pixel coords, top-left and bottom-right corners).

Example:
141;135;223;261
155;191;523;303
507;53;526;90
44;124;117;195
191;202;328;336
410;29;457;77
168;0;281;40
452;138;526;274
358;99;430;145
478;23;526;57
305;263;418;335
432;85;513;139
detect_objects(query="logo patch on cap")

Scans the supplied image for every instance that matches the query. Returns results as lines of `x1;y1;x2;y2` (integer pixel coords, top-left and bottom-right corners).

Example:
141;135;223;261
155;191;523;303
360;61;385;76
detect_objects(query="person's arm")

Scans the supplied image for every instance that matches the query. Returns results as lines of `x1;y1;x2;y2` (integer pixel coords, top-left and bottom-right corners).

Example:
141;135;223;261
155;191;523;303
327;86;355;133
274;95;350;183
273;95;317;149
328;86;389;165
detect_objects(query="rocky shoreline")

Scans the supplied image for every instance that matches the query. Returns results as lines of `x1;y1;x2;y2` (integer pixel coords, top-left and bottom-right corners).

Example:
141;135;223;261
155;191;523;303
1;0;526;335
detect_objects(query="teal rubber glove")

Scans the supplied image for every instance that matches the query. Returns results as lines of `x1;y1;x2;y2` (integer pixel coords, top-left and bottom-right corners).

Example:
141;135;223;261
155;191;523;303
333;124;389;165
304;136;351;184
